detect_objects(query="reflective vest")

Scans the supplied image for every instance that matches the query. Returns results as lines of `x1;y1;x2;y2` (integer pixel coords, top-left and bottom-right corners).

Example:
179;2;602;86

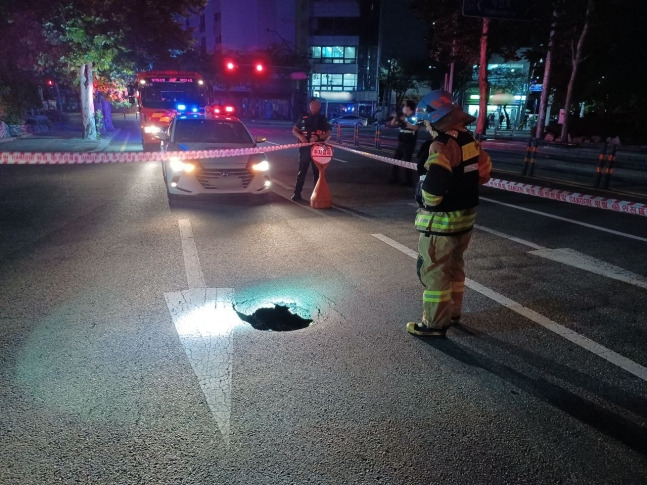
415;131;480;236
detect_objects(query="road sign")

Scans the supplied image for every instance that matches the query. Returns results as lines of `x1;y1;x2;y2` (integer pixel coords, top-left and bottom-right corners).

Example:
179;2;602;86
462;0;533;20
529;84;543;92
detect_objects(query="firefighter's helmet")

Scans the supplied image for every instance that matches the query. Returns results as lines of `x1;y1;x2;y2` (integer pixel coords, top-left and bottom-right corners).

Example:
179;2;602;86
416;90;476;130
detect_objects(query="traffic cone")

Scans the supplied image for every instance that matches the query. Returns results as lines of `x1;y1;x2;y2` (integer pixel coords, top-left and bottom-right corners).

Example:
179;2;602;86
310;160;332;209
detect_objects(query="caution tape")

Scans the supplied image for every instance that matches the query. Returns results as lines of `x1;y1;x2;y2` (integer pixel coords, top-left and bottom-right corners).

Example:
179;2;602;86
329;142;416;170
0;142;308;165
484;179;647;217
2;140;645;217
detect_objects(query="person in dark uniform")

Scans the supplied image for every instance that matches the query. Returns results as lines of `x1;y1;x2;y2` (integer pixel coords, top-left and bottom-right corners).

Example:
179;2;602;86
388;99;419;185
291;98;331;201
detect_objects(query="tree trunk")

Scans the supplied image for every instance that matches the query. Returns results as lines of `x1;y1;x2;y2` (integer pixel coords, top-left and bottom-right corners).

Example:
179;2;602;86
560;0;593;142
80;62;97;141
475;17;490;138
535;7;558;140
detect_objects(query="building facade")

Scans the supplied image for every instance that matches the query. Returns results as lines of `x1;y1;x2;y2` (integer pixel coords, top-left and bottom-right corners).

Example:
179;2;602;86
183;0;382;120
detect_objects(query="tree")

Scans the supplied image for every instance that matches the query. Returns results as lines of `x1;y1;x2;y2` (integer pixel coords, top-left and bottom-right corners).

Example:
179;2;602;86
2;0;206;139
559;0;594;142
409;0;538;136
43;3;123;139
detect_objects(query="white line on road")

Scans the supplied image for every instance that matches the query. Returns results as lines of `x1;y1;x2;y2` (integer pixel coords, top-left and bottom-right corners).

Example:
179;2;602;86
178;219;205;289
118;132;131;152
170;219;241;446
473;224;546;250
481;196;647;243
530;248;647;289
371;233;647;383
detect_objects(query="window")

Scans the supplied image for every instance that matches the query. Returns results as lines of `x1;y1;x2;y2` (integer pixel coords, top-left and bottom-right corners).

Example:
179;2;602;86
311;73;357;91
311;46;357;64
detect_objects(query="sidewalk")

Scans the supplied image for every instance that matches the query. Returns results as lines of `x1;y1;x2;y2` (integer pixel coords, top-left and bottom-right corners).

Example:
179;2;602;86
0;112;123;152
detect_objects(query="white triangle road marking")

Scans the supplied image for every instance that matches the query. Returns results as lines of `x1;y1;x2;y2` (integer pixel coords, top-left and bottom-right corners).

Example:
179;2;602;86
164;287;242;446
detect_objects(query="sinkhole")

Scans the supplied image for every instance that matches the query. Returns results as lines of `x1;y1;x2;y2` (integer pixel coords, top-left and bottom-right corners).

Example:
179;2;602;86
234;304;313;332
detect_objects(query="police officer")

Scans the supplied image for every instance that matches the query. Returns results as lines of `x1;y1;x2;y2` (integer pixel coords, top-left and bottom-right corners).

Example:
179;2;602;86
387;99;419;185
291;98;331;201
407;90;492;337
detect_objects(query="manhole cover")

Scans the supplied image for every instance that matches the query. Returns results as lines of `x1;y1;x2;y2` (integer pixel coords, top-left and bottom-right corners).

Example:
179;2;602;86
234;304;313;331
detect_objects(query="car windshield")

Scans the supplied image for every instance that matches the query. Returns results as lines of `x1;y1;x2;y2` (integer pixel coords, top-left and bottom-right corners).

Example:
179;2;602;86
140;85;205;110
173;119;253;144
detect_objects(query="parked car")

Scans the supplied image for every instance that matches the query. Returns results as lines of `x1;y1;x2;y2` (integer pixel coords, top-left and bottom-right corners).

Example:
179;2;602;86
156;112;271;198
329;114;369;127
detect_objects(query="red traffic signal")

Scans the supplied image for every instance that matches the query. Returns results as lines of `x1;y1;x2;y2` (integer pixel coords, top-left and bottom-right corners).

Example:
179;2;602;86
224;59;237;72
46;79;54;86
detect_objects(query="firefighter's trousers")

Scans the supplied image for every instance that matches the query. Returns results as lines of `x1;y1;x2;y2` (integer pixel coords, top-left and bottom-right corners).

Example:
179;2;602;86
416;230;472;329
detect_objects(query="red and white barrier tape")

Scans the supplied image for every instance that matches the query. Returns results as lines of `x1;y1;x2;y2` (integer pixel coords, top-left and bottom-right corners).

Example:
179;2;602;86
0;142;307;165
331;143;646;217
329;142;417;170
484;178;647;217
2;141;645;217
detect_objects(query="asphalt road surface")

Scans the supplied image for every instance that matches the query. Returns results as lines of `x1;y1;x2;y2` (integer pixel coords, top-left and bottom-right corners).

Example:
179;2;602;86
1;118;646;484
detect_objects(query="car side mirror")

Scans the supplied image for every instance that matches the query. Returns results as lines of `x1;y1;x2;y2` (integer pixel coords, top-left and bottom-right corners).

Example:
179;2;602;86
254;136;267;144
155;133;169;141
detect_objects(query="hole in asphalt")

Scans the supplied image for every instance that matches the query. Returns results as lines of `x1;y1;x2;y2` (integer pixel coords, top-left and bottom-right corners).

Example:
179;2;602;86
234;304;313;331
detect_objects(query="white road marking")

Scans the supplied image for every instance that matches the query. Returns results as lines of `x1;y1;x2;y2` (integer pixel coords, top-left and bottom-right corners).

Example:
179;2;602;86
481;196;647;242
530;248;647;289
164;288;240;446
179;219;205;289
473;224;545;250
371;233;647;383
118;132;130;152
167;219;242;446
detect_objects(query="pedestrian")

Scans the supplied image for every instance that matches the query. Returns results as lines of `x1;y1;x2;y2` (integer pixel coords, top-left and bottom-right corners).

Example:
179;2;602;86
291;98;331;202
407;90;492;337
387;99;419;185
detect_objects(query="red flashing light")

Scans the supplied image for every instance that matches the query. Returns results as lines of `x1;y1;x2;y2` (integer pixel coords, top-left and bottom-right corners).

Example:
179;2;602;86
225;60;237;72
254;63;264;73
208;105;235;115
46;79;54;86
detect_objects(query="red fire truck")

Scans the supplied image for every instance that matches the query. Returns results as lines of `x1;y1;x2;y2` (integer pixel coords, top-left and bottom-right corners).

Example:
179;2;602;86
135;70;209;150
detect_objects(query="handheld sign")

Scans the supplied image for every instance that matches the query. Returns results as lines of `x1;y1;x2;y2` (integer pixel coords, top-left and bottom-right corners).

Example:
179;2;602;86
310;143;333;165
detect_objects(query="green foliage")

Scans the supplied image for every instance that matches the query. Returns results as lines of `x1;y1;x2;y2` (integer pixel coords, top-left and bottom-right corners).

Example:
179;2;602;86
0;72;41;125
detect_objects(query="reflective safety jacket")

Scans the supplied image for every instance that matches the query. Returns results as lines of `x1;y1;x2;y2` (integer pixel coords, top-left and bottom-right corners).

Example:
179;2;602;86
415;130;491;236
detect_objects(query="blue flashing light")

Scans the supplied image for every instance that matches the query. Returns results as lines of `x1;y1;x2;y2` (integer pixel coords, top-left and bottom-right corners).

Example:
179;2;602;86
177;104;187;111
191;107;198;113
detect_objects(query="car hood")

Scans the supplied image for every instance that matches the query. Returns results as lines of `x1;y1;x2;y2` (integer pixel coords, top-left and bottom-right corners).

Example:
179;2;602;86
169;142;260;168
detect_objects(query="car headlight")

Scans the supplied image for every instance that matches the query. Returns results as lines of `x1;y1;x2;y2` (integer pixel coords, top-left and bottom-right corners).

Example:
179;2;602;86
169;157;196;173
144;125;162;134
250;160;270;172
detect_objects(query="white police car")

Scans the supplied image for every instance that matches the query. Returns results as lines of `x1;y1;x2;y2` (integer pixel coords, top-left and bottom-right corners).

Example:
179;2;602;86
156;106;271;198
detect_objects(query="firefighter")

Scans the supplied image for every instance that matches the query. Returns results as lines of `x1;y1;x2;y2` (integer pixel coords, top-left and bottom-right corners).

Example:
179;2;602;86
407;90;492;337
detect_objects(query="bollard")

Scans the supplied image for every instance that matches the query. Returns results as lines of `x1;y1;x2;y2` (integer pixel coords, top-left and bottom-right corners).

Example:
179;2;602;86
593;143;608;187
521;137;533;175
528;138;538;177
375;123;381;149
354;123;360;146
602;144;617;189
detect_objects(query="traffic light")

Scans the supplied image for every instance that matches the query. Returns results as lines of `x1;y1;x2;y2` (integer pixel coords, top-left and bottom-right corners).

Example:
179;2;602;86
46;79;54;86
224;59;237;73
